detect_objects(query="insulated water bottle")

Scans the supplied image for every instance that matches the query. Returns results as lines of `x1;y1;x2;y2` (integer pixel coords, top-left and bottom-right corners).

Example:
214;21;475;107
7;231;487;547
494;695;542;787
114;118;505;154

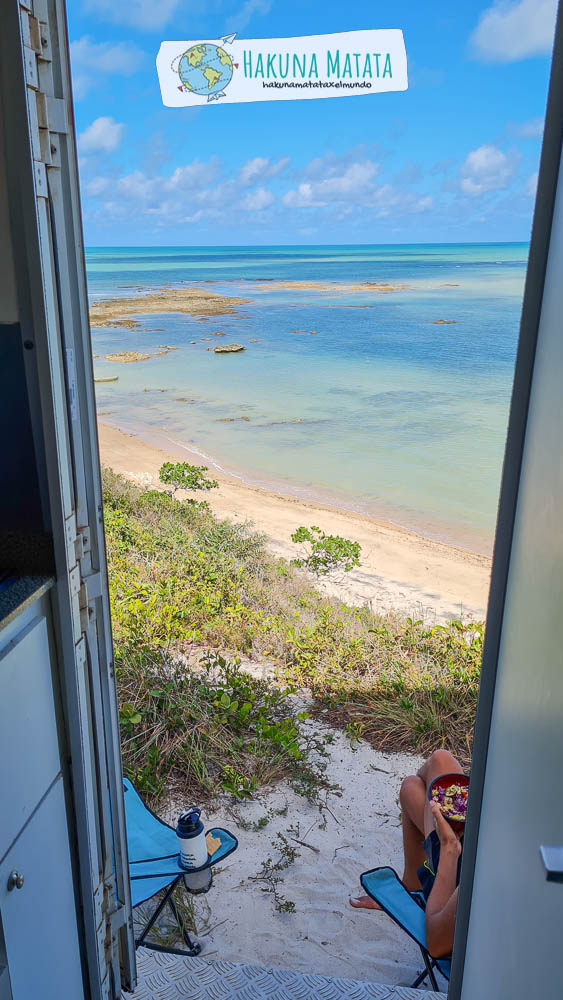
176;808;212;893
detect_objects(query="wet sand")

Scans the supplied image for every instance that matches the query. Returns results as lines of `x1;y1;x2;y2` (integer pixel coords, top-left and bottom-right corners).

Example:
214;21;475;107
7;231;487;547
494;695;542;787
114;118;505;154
98;421;491;623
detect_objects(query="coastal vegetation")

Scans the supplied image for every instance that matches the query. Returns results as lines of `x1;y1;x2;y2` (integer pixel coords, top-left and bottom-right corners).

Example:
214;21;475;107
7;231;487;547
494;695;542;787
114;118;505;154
104;466;482;806
159;460;218;499
290;525;362;577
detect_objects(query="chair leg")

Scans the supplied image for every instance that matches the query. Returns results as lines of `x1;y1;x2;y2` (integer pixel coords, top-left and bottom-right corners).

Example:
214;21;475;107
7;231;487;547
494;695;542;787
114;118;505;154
136;881;178;948
167;892;201;957
410;947;440;991
411;966;429;989
420;948;439;992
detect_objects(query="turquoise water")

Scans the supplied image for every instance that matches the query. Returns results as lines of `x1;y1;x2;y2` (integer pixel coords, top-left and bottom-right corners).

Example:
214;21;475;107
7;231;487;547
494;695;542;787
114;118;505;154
87;244;528;553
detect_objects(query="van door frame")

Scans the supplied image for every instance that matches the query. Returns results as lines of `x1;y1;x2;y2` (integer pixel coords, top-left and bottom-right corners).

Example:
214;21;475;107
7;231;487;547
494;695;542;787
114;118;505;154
448;7;563;996
0;0;136;995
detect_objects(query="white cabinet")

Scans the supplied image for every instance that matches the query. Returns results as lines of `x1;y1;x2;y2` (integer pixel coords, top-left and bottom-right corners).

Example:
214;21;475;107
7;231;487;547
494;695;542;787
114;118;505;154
0;597;85;999
0;778;84;999
0;616;61;852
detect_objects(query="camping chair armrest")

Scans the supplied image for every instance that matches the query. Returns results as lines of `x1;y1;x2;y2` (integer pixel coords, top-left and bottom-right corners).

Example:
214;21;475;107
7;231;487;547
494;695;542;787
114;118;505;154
360;866;429;950
360;866;451;982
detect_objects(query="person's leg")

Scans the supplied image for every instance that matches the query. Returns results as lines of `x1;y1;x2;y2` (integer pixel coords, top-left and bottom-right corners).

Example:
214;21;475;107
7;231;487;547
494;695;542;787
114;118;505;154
418;750;463;837
350;772;428;909
399;774;427;889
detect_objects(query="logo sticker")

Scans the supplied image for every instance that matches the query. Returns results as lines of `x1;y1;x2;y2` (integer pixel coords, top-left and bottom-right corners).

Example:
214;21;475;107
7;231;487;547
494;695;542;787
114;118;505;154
157;30;408;107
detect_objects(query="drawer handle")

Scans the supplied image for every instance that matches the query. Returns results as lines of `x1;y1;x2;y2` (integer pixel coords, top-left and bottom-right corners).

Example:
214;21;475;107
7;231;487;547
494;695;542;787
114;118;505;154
7;870;24;891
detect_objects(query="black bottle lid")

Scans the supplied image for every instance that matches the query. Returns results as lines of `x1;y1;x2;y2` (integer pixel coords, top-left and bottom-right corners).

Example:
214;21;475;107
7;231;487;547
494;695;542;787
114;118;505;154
176;808;203;838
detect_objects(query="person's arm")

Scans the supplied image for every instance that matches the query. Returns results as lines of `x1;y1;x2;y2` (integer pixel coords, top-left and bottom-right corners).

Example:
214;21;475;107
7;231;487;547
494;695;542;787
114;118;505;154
425;801;461;958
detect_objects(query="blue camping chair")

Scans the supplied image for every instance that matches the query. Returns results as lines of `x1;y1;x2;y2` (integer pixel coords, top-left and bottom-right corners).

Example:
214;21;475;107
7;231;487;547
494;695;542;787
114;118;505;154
360;866;451;992
123;778;238;956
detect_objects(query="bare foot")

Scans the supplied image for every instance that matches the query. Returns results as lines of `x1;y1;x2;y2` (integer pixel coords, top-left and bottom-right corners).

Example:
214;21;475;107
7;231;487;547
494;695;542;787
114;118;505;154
349;894;382;911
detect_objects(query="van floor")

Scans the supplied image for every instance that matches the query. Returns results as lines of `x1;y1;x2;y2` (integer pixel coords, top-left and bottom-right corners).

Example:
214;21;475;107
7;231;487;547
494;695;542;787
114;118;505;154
126;948;448;999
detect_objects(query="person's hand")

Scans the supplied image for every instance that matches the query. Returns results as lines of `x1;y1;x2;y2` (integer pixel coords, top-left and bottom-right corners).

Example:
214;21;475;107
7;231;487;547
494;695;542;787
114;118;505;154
430;800;462;858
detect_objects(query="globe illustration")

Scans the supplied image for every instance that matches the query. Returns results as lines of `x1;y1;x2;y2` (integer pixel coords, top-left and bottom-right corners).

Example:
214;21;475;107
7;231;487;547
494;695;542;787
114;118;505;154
177;44;233;98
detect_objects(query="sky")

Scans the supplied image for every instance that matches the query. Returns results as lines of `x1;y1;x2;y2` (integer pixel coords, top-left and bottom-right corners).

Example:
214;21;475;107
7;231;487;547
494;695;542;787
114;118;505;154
68;0;558;246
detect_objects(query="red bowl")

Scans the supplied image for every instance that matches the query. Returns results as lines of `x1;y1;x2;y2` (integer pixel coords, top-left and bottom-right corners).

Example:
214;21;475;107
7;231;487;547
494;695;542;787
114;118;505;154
428;772;469;832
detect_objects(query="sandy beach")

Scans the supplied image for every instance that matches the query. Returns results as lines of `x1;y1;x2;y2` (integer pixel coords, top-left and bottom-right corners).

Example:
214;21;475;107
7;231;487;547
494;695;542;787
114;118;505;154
98;421;491;622
152;729;441;988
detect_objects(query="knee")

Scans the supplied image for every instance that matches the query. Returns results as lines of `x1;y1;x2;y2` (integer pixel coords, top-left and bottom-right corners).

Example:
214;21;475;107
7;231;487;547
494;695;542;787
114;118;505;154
426;749;459;774
399;774;422;806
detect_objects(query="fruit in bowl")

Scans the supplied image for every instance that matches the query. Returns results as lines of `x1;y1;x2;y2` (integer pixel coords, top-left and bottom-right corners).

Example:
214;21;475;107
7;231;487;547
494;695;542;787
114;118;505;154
428;772;469;827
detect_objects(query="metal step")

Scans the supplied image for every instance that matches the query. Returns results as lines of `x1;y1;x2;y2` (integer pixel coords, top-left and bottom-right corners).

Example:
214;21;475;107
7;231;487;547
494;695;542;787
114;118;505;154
126;948;447;999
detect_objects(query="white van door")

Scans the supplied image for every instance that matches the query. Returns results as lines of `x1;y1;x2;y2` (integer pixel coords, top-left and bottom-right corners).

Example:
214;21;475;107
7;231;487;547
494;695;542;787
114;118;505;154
450;9;563;999
0;1;135;995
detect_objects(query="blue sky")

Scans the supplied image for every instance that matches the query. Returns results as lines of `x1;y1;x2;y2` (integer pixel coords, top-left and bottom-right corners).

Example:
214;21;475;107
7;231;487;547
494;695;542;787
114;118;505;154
69;0;557;245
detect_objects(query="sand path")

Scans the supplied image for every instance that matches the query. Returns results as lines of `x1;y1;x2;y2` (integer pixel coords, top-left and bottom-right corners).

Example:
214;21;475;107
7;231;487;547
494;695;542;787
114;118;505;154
98;422;490;623
156;728;435;987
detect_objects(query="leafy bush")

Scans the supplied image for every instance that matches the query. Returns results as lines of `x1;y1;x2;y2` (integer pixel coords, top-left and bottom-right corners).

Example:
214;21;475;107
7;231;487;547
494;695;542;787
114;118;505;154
290;525;361;577
159;461;218;496
116;646;329;804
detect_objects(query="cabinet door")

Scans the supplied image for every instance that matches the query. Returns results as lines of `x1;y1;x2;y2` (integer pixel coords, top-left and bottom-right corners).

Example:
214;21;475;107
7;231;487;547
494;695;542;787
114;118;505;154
0;777;85;1000
0;616;61;854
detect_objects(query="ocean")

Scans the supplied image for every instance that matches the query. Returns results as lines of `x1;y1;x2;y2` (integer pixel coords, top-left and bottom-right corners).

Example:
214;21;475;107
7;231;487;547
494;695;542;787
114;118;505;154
86;243;528;554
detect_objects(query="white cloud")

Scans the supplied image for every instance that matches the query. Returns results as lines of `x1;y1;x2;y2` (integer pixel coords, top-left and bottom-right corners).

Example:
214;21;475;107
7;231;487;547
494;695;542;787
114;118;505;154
84;176;112;197
241;187;274;211
82;0;183;31
83;155;278;224
238;156;289;186
459;144;517;195
511;116;545;138
281;155;434;219
70;36;144;98
413;195;434;213
393;161;422;185
470;0;557;63
364;185;433;218
283;160;380;208
304;146;376;178
431;157;456;175
226;0;272;32
168;161;220;189
282;184;323;209
78;117;125;154
110;160;219;206
83;147;435;229
526;170;539;196
194;179;238;210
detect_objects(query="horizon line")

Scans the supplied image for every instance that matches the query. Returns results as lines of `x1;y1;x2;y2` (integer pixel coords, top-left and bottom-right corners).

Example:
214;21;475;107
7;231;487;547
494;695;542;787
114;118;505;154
84;239;530;249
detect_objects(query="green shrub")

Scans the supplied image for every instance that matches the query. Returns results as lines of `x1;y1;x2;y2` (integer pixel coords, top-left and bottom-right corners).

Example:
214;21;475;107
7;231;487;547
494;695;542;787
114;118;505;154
159;460;218;496
116;646;329;805
290;525;361;576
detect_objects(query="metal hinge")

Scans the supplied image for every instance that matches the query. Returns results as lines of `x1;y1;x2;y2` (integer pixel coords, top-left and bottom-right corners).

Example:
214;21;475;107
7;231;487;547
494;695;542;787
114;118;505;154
66;517;98;637
65;514;92;566
75;525;92;561
108;901;128;935
79;571;102;632
19;1;66;183
103;887;127;999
